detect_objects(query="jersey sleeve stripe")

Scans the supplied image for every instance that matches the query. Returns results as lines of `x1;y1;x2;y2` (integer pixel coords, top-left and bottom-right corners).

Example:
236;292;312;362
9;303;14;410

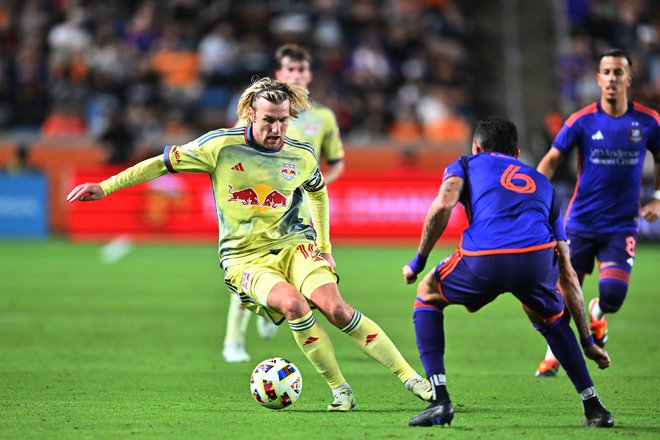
197;129;222;145
565;102;598;127
632;102;660;124
198;128;244;146
564;149;582;224
284;136;316;156
163;145;177;173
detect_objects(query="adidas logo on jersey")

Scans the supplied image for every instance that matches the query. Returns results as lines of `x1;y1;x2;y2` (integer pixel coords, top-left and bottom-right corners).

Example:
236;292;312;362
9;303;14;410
231;162;245;171
591;130;604;140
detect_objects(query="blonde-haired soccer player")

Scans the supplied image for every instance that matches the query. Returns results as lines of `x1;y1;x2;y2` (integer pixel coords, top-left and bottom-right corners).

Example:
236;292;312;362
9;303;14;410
223;44;346;362
67;77;430;411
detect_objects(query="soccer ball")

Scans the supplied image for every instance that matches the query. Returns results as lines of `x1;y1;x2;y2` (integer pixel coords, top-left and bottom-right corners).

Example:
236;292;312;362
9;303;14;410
250;357;303;409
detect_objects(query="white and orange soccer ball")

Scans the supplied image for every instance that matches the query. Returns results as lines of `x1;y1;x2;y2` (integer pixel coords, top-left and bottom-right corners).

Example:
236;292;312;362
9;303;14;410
250;357;303;409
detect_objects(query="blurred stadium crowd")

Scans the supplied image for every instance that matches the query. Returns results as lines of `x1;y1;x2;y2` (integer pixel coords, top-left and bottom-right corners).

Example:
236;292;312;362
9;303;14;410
557;0;659;114
546;0;660;151
0;0;657;164
0;0;473;163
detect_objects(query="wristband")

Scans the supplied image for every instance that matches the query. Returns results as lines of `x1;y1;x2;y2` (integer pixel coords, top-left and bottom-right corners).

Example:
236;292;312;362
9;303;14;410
580;335;595;348
653;189;660;200
407;253;428;275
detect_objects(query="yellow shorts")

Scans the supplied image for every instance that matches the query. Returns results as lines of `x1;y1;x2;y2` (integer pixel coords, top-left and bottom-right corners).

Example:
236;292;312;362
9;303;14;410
223;243;338;324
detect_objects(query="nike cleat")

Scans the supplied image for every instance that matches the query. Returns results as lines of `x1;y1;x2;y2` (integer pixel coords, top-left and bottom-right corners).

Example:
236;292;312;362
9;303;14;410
583;396;614;428
404;375;433;402
327;385;356;412
589;299;608;348
535;359;560;377
409;400;454;427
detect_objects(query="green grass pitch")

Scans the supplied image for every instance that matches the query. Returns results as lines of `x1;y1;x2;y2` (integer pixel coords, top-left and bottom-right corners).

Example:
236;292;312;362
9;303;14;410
1;240;659;439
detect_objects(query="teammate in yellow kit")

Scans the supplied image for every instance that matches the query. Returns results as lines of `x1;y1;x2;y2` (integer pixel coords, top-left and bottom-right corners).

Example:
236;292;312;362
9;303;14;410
223;44;346;362
67;77;430;411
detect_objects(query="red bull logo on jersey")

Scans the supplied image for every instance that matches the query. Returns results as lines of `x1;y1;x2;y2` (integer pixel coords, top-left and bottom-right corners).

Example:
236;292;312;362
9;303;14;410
303;122;320;135
263;190;287;208
281;163;296;181
227;185;260;206
227;184;289;210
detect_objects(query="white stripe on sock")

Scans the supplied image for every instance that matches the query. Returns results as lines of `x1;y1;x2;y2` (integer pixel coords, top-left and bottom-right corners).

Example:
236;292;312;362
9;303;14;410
580;386;596;400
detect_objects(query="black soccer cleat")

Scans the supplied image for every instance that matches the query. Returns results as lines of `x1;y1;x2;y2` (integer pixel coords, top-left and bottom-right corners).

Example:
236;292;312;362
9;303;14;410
583;397;614;428
409;400;454;427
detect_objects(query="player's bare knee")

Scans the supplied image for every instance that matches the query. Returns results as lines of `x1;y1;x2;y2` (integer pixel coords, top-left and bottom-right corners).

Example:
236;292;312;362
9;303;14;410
322;301;354;327
269;291;309;320
416;276;440;302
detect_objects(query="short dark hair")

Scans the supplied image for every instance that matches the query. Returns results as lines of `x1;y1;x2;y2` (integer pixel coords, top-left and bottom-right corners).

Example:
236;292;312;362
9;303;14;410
598;48;632;68
473;117;518;156
275;44;312;69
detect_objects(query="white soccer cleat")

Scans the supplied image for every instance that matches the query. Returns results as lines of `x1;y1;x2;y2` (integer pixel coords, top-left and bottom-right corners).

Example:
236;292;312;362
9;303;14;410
405;375;433;402
222;342;250;363
327;384;356;412
256;316;278;340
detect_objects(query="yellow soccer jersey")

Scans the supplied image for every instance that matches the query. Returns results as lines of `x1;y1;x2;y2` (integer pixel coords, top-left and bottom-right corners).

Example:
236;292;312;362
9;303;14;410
166;126;327;268
100;125;329;269
286;101;344;164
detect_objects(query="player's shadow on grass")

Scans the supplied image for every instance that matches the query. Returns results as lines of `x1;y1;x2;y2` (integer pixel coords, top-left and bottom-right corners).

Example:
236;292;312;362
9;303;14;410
288;408;427;414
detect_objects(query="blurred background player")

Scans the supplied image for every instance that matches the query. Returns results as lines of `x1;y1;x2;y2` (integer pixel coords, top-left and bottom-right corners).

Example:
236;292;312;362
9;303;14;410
534;48;660;377
403;117;613;428
223;44;346;363
67;77;430;412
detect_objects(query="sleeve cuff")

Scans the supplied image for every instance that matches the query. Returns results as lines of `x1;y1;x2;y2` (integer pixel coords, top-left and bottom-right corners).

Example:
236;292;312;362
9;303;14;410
580;335;595;349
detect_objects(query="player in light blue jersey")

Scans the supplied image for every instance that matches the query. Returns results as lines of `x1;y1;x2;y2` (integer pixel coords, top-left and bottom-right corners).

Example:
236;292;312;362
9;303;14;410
534;48;660;377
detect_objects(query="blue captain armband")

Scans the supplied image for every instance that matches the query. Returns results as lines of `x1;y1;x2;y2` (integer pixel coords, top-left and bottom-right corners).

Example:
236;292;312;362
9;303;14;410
407;253;428;275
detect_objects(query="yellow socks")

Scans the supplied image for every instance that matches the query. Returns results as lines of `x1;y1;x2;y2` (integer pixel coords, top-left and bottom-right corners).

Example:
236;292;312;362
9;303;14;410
289;311;346;389
341;310;418;383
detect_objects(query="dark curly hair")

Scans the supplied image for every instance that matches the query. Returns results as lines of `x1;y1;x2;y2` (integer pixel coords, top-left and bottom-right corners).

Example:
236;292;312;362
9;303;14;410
473;117;518;156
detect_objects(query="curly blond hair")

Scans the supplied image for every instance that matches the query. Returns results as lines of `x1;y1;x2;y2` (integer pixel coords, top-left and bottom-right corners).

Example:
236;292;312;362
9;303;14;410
236;77;311;123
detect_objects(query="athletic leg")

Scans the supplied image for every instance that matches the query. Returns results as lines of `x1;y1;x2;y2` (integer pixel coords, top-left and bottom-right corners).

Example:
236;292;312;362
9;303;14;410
222;299;251;362
409;267;453;427
266;280;352;411
525;307;613;427
536;231;594;376
310;281;432;402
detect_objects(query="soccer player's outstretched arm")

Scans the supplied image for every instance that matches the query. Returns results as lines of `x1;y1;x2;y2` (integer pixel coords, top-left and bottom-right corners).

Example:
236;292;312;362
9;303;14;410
67;156;169;203
556;240;611;369
403;176;463;284
536;147;564;180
